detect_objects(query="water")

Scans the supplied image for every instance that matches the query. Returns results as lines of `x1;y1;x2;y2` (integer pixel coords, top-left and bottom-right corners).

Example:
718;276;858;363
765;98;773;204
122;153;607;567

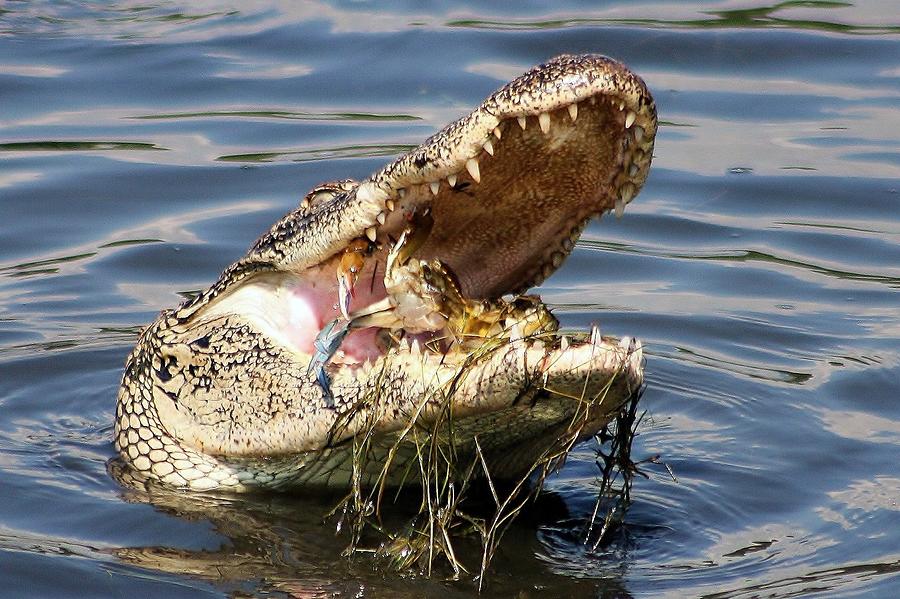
1;1;899;596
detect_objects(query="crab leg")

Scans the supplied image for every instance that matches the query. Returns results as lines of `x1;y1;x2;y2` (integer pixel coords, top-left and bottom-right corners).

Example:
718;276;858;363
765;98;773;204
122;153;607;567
336;238;372;319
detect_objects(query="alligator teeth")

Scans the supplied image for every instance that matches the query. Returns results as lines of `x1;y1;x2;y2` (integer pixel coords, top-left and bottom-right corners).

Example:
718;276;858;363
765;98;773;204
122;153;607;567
621;182;635;204
398;188;406;199
517;116;527;130
410;338;421;356
447;174;457;187
430;181;440;195
466;158;480;183
386;199;395;212
618;101;625;111
493;126;502;139
377;211;388;225
625;111;636;129
615;198;625;219
567;103;578;122
560;335;569;351
483;139;494;156
629;164;639;177
551;252;564;267
590;324;601;346
618;336;632;354
538;112;550;134
510;323;524;343
542;262;555;279
365;226;377;242
634;125;644;142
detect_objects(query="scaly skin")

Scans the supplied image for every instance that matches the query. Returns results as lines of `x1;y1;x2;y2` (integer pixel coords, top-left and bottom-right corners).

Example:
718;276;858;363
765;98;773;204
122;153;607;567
115;54;657;491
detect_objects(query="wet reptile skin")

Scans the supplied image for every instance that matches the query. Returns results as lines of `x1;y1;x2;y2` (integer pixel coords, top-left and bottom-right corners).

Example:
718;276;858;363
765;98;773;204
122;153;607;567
114;54;657;491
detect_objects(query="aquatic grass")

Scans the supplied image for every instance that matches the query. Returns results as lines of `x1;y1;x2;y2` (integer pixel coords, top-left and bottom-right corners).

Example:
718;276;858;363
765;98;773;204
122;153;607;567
325;326;645;590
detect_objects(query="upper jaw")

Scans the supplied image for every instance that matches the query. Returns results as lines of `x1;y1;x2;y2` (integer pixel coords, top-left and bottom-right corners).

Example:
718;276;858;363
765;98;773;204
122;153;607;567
342;54;657;300
191;54;657;376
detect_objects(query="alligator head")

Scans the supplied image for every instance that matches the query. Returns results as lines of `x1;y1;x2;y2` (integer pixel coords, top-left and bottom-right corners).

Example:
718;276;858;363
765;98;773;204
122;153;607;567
115;54;657;492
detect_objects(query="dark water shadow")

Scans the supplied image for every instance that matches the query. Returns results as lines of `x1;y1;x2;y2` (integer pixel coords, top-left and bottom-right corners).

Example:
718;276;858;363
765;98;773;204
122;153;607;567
106;459;636;597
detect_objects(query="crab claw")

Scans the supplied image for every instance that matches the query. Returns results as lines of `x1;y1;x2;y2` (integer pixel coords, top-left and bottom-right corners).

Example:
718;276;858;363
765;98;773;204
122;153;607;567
336;238;371;321
307;318;352;407
337;271;353;320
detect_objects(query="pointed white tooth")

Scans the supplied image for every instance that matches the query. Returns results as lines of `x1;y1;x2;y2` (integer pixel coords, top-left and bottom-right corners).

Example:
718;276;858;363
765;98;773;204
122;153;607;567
493;126;502;139
299;197;310;209
625;111;636;129
567;103;578;122
466;158;481;183
621;182;635;204
517;116;527;130
618;336;632;352
560;335;569;351
483;139;494;156
615;198;625;219
447;174;457;187
629;164;639;177
398;337;410;351
410;338;421;356
510;323;524;343
365;226;377;242
429;181;440;195
590;325;601;346
376;211;386;225
398;188;406;198
386;199;395;211
538;112;550;134
618;102;625;111
634;125;644;142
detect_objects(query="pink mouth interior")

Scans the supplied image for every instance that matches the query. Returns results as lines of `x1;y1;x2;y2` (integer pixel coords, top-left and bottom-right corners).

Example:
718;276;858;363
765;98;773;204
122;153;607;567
283;249;413;365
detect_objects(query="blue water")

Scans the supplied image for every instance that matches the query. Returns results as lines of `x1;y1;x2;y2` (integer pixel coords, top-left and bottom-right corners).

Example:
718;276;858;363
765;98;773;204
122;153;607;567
2;2;899;597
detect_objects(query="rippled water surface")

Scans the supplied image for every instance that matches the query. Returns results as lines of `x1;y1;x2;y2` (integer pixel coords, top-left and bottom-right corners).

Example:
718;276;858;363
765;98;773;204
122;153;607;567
2;1;899;597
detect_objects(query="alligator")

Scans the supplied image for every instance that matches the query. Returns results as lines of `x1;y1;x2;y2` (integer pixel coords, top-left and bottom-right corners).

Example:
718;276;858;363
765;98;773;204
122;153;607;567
114;54;657;492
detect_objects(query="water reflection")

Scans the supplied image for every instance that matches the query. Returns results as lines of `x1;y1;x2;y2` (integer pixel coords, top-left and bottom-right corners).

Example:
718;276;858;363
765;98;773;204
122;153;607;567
2;0;900;596
107;460;631;597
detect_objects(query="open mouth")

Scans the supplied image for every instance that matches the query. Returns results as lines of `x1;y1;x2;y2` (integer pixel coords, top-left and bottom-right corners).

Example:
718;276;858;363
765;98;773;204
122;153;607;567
203;55;656;392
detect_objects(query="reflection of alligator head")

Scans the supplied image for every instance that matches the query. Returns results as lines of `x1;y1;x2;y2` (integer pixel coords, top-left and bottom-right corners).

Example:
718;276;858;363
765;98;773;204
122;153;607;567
107;468;634;597
114;54;657;492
